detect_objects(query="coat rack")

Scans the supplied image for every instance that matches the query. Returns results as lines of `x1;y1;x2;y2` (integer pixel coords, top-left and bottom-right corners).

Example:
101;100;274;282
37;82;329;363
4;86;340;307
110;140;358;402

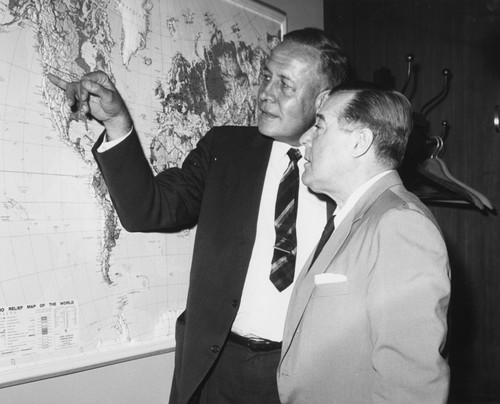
375;54;496;213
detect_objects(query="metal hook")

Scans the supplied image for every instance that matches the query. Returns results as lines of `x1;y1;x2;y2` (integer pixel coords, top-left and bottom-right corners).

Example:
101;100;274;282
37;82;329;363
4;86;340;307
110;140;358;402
420;68;451;116
440;120;449;140
401;53;415;95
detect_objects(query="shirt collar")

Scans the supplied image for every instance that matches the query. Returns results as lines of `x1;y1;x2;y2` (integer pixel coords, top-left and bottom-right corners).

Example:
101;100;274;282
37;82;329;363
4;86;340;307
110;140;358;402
334;170;393;228
271;141;304;163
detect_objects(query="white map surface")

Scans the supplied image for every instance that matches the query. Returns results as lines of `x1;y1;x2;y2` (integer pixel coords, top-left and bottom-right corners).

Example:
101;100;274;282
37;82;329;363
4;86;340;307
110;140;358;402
0;0;281;384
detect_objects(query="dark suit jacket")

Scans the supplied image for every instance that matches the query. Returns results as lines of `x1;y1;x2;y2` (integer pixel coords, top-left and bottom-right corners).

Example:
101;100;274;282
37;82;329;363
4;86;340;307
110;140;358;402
93;126;274;404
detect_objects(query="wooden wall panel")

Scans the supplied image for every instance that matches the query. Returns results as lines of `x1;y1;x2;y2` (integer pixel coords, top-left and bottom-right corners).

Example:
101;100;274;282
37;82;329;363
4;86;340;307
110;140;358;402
325;0;500;400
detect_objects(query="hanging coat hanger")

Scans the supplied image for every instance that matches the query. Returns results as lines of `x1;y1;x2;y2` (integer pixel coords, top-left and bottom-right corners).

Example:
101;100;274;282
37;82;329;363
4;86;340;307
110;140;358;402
416;123;495;212
430;131;494;210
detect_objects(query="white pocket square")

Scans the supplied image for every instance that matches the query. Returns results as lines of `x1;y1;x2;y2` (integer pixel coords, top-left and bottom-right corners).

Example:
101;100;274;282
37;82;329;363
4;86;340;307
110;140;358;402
314;273;347;285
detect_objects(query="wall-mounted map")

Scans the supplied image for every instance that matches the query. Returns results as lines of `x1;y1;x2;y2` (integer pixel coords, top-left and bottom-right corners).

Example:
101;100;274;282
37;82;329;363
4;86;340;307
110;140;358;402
0;0;285;386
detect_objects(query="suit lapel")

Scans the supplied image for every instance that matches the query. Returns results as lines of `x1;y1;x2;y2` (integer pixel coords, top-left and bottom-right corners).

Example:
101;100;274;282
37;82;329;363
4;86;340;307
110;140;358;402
234;129;274;234
282;171;404;353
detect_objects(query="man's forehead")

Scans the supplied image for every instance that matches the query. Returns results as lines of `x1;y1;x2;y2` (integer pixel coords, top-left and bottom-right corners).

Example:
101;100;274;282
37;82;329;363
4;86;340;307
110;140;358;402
267;41;321;71
316;92;352;125
323;92;352;113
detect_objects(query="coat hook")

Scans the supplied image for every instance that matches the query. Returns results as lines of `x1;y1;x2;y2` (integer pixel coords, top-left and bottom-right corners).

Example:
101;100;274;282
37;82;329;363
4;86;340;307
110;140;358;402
440;120;449;140
401;53;415;95
420;68;451;117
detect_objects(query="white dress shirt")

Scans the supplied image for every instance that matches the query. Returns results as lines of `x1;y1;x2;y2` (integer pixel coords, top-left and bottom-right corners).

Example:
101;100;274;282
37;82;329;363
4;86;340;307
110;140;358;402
99;132;328;342
231;141;327;341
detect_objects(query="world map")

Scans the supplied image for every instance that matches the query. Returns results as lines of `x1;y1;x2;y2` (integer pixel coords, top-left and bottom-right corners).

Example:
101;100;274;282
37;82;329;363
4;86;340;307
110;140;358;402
0;0;283;384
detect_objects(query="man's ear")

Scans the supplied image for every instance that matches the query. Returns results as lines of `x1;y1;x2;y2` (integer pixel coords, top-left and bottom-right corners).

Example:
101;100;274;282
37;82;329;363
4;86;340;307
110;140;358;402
352;128;374;157
315;89;331;111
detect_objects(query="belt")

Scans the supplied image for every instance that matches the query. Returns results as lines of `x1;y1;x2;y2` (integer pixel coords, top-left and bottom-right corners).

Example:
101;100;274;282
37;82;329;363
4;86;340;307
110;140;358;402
228;332;282;352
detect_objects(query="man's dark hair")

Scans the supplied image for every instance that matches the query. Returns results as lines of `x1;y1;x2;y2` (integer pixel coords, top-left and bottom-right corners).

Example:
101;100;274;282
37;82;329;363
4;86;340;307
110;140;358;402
283;28;348;89
331;81;413;168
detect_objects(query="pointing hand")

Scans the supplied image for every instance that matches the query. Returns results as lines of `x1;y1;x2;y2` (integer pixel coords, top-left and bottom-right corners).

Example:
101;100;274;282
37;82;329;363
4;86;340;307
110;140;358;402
47;71;133;140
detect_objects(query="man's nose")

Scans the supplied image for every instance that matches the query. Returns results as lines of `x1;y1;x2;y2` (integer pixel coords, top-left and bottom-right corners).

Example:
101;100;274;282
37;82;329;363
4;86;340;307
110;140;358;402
300;127;313;147
258;80;276;103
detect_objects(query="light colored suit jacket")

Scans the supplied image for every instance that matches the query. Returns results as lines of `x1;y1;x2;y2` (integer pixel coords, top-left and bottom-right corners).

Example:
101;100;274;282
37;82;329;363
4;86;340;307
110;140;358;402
278;171;451;404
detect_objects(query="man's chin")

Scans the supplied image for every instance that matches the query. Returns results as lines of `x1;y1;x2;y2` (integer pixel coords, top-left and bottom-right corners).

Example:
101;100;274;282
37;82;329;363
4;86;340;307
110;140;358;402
257;121;276;137
301;173;312;188
257;124;302;145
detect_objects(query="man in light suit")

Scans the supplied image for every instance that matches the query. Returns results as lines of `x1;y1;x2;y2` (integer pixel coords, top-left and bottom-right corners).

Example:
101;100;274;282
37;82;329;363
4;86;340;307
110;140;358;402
278;84;451;403
48;28;347;403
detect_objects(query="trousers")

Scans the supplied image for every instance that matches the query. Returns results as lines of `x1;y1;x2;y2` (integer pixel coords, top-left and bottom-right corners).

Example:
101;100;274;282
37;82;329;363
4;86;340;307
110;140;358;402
190;338;281;404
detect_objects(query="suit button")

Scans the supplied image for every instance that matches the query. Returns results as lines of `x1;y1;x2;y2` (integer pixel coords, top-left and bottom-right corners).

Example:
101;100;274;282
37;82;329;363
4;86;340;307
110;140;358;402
231;299;239;307
211;345;220;353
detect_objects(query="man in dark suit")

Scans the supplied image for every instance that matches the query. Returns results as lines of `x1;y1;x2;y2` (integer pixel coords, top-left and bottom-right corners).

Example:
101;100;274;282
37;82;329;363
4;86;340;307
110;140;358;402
48;28;348;404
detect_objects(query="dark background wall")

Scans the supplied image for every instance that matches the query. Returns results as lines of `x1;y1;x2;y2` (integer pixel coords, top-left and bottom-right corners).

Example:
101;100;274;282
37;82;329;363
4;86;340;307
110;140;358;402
324;0;500;401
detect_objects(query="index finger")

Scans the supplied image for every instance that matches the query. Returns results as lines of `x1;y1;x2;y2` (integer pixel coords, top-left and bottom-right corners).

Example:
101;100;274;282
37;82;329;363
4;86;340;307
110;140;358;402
47;73;68;90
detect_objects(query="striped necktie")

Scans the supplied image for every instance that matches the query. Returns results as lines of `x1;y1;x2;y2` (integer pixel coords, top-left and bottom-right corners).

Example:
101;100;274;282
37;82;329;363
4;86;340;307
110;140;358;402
270;148;301;292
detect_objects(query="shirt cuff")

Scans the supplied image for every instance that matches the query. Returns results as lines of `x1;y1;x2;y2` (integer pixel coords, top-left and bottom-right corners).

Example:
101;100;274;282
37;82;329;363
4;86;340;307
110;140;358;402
97;127;134;153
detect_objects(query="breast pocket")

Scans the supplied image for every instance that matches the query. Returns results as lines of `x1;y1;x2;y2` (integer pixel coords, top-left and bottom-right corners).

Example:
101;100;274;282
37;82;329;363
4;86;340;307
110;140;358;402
306;281;352;332
312;280;350;298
